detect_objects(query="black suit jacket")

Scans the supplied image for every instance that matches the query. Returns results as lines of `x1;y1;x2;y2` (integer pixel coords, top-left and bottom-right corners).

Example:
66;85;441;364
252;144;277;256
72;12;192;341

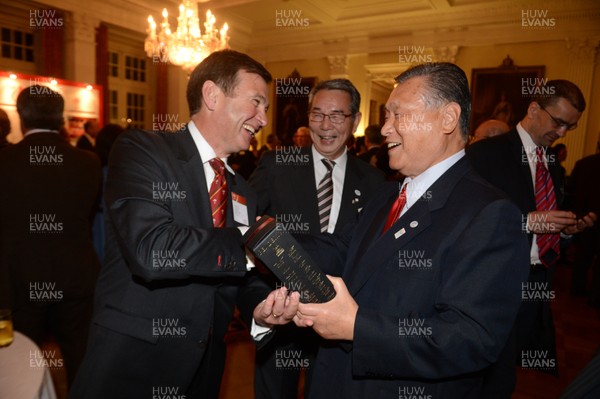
249;146;385;234
301;157;529;398
0;132;101;308
76;134;94;151
70;127;270;398
358;146;379;164
569;152;600;219
467;129;564;248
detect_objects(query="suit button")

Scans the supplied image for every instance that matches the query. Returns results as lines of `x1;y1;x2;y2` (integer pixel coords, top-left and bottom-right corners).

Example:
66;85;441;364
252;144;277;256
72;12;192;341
197;340;206;348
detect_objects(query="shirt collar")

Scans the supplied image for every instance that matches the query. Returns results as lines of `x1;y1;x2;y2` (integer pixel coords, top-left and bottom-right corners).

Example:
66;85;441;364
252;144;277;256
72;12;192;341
24;129;59;137
405;150;465;206
311;144;348;170
187;121;235;174
516;122;539;155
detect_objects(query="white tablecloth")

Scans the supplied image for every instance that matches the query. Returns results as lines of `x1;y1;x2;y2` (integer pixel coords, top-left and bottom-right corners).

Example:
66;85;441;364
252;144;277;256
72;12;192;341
0;331;57;399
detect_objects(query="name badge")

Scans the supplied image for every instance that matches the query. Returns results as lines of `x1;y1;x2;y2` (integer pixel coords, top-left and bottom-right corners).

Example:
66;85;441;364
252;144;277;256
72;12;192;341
232;192;249;226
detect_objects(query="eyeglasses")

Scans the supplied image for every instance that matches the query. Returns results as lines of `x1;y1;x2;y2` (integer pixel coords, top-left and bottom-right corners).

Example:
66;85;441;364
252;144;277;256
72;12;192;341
539;106;578;131
308;111;353;124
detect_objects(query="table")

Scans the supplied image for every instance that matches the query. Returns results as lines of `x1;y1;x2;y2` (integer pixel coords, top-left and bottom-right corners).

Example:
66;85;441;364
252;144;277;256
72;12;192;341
0;331;57;399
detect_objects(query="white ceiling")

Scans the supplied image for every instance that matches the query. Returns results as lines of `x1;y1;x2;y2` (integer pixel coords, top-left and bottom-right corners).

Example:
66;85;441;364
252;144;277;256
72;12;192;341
13;0;600;62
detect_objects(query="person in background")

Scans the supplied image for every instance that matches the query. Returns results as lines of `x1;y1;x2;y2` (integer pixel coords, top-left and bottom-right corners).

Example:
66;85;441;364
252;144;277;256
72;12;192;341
91;123;126;263
358;124;384;164
250;78;384;399
468;79;596;397
568;141;600;302
77;120;100;151
550;143;568;184
257;133;281;159
292;126;312;148
471;119;510;143
0;108;11;150
0;86;102;387
359;124;395;179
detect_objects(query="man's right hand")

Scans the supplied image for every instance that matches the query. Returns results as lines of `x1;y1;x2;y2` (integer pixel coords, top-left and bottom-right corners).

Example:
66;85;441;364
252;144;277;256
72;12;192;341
527;210;577;234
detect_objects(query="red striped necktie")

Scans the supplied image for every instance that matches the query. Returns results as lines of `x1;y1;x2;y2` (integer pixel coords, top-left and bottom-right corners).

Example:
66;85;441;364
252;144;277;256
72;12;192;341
209;158;227;228
382;184;407;234
534;147;560;267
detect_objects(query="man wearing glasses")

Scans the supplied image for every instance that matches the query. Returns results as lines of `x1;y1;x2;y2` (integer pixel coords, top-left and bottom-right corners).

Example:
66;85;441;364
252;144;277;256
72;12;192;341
468;79;596;398
249;78;384;399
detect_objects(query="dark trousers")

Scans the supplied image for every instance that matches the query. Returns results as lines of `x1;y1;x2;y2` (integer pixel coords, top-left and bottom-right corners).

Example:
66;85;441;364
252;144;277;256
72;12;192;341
482;265;557;398
515;266;558;375
571;230;599;296
481;326;517;399
255;325;318;399
14;296;94;386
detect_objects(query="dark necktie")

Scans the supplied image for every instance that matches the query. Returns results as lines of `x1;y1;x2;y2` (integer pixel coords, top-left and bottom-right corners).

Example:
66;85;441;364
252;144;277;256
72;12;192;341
317;159;335;233
382;184;407;234
534;147;560;267
209;158;227;228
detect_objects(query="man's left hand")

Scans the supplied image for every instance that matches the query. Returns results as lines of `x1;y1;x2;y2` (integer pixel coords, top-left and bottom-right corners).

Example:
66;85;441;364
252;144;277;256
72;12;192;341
253;287;300;328
563;212;597;235
294;276;358;341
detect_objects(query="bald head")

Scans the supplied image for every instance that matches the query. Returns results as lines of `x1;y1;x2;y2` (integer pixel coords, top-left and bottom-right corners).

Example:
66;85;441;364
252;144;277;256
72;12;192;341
473;119;510;142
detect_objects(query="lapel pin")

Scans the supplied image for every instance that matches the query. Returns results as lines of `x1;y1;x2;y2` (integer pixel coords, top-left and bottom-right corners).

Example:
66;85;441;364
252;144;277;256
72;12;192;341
394;228;406;239
410;221;418;228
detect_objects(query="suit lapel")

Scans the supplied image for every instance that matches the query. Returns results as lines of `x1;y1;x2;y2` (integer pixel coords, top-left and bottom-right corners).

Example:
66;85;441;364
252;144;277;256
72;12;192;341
344;157;471;295
171;127;212;227
345;192;432;295
336;156;363;232
508;130;536;210
296;152;320;232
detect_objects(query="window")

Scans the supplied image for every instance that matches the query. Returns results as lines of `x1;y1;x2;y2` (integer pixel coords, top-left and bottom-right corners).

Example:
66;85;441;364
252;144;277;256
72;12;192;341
109;52;119;77
1;27;34;62
125;55;146;82
126;92;145;129
109;90;118;120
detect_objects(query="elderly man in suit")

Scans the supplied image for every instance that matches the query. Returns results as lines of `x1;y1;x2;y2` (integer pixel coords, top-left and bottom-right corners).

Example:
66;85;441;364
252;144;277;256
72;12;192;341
0;86;101;386
467;79;596;397
292;63;530;399
70;50;299;399
249;78;384;398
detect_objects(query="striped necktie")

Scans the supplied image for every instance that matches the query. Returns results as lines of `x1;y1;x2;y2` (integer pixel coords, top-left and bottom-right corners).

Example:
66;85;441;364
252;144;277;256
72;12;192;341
317;159;335;233
534;147;560;267
209;158;227;228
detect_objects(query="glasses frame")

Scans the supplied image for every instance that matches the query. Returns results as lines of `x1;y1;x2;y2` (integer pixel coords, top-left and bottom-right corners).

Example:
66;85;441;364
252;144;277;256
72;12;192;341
539;105;578;131
308;111;353;125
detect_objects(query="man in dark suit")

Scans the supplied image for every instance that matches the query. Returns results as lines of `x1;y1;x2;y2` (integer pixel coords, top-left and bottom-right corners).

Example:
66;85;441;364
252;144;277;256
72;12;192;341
293;63;530;398
249;79;385;398
568;144;600;302
467;79;596;396
0;86;101;386
358;124;383;164
76;120;99;151
70;50;299;399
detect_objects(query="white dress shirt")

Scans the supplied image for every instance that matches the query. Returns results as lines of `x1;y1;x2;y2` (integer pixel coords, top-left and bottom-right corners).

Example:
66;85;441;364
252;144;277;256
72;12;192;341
399;150;466;218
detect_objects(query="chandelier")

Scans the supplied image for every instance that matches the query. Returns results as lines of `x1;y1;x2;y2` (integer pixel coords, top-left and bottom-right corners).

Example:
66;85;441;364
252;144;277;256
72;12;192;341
145;0;229;73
